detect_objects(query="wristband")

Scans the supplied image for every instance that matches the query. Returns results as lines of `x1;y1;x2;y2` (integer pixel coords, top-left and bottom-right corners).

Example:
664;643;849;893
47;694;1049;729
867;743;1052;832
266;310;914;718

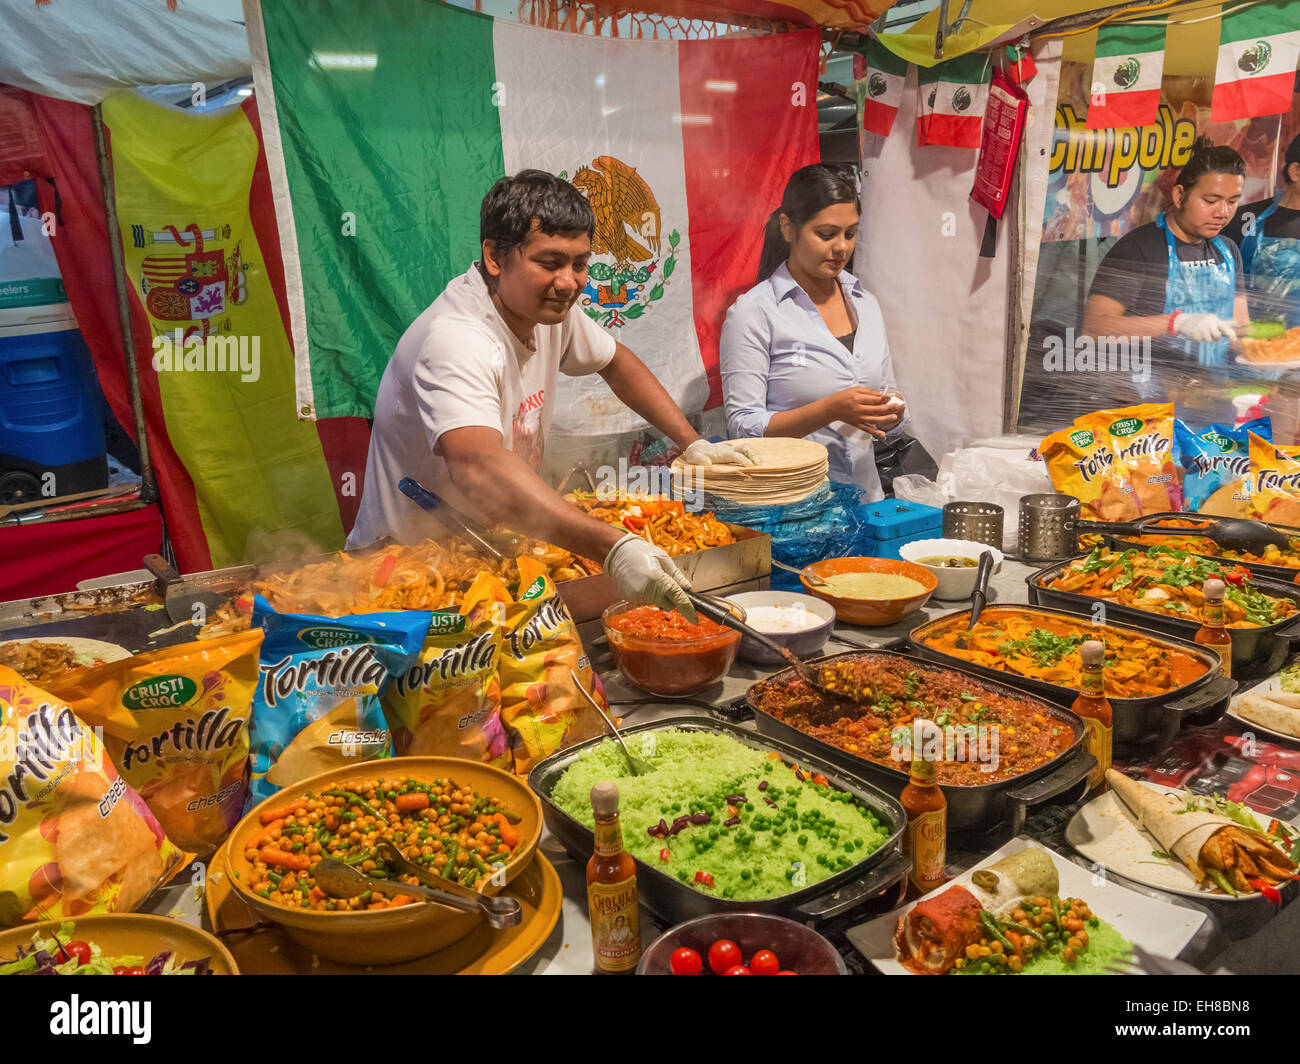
1167;310;1182;336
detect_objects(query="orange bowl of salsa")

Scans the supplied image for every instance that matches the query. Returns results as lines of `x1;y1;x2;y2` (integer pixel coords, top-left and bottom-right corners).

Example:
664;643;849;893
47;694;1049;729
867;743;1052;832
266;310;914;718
602;601;741;696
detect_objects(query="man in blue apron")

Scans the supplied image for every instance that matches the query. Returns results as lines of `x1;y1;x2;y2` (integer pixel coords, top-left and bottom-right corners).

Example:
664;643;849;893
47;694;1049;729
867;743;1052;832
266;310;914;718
1225;134;1300;327
1083;138;1248;391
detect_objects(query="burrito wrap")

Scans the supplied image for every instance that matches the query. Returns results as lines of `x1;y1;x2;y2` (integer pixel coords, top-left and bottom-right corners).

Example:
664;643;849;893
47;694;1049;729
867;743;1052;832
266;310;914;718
1237;693;1300;738
894;884;985;975
1105;769;1234;880
969;848;1060;917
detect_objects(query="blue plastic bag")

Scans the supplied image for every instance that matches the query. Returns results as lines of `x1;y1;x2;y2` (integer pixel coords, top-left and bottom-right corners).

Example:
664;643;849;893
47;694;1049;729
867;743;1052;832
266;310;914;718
696;481;871;590
246;598;431;808
1174;417;1271;515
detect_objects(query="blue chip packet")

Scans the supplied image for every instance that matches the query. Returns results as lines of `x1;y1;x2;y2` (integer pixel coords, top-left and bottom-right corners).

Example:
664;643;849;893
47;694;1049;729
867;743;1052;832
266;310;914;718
1174;417;1271;515
246;597;431;808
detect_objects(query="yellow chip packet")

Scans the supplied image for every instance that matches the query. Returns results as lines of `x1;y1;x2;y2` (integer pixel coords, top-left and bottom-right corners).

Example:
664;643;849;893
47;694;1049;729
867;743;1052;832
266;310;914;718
1098;403;1183;514
489;557;608;777
1040;415;1138;522
48;630;264;858
381;608;508;767
1248;430;1300;527
0;667;188;926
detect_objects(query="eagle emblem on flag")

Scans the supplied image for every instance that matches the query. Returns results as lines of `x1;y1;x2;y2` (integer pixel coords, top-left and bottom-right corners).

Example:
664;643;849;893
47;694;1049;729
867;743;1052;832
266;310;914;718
564;156;679;330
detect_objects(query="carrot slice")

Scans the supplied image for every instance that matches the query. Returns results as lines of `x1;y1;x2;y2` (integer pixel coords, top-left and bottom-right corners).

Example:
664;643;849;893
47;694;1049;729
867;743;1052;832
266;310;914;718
260;848;310;871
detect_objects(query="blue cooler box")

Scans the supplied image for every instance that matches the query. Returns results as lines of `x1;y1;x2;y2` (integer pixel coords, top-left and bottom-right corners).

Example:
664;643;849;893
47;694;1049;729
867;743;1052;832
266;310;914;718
854;499;943;559
0;301;108;506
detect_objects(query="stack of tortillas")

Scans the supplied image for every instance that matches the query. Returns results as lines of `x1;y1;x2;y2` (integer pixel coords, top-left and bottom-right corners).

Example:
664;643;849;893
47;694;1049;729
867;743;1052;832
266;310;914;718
1236;690;1300;738
671;438;829;506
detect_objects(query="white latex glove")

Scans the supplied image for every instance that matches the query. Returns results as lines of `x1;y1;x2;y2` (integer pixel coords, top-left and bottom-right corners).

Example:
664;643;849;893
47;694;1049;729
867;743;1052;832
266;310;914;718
681;439;757;467
1173;313;1237;344
604;532;698;622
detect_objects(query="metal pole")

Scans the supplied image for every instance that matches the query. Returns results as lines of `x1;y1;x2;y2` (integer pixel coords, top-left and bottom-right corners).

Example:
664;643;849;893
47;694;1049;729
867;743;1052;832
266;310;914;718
91;103;157;507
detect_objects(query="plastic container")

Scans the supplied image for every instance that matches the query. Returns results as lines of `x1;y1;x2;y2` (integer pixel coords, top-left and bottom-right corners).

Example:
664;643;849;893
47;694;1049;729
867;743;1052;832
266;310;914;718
0;301;108;503
602;600;740;696
855;498;943;559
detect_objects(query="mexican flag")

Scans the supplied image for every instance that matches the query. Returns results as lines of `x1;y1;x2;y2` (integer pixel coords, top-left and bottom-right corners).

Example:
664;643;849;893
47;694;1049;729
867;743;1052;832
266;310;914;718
244;0;818;429
860;39;908;137
1086;23;1165;129
917;54;990;148
1210;2;1300;122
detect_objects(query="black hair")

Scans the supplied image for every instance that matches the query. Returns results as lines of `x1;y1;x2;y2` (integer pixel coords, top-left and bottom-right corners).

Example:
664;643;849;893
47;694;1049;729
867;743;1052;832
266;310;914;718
479;169;595;262
756;164;860;283
1284;134;1300;183
1174;136;1245;194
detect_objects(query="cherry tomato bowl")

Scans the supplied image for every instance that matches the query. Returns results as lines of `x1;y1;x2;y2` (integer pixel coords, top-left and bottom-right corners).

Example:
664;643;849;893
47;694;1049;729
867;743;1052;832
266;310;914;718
637;912;846;976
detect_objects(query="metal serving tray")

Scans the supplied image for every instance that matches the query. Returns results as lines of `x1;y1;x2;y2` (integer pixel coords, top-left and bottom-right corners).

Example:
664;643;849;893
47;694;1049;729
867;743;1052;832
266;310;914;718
1027;555;1300;681
0;525;771;647
909;604;1237;755
741;650;1093;839
527;716;909;928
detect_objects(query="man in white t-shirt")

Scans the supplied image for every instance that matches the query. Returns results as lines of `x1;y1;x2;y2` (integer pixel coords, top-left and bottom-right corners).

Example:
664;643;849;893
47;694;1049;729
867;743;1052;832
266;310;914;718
349;170;752;617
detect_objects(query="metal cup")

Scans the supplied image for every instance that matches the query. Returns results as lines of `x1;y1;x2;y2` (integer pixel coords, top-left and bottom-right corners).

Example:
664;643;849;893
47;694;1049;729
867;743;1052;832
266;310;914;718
1019;493;1081;561
942;502;1004;551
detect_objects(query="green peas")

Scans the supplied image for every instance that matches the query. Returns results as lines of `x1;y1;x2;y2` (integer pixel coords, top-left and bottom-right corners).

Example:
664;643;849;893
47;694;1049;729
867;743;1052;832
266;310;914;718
671;802;681;812
722;887;735;899
843;842;854;853
677;870;689;882
709;829;719;840
745;803;754;811
741;869;752;880
798;834;808;846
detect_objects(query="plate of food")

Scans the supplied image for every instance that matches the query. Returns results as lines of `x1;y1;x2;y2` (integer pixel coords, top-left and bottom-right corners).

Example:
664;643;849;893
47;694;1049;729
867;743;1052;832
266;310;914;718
1067;770;1299;902
1229;658;1300;743
0;914;237;975
847;838;1208;975
0;637;131;687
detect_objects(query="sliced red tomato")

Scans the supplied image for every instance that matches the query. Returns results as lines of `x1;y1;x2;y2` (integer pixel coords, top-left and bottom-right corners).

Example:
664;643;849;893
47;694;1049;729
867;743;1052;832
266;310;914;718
115;966;146;976
669;947;702;976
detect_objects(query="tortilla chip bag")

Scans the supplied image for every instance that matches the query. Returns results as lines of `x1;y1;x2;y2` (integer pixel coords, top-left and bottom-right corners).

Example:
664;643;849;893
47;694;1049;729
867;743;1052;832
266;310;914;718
465;559;608;776
245;598;430;809
381;609;508;767
1175;417;1269;518
1040;416;1138;522
0;667;186;927
1099;403;1183;514
1248;430;1300;527
47;630;263;858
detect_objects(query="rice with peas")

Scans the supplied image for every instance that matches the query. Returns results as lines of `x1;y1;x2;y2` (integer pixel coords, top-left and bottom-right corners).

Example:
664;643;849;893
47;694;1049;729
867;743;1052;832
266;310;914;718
551;729;891;901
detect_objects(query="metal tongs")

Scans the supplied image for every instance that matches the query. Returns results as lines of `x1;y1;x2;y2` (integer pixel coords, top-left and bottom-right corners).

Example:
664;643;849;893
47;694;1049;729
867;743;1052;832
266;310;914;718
397;477;508;559
312;854;522;929
1077;511;1289;554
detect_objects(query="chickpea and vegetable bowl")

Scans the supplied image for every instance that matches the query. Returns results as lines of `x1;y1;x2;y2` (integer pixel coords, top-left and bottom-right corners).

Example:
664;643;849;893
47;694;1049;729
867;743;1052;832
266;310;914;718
225;758;543;919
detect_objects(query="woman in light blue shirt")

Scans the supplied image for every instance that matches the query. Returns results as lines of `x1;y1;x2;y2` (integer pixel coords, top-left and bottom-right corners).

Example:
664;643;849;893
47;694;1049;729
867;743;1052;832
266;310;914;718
720;165;909;502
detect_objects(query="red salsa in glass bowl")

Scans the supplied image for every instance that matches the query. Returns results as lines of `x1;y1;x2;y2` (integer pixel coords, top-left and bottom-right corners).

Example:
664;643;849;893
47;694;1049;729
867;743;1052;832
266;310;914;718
602;601;741;696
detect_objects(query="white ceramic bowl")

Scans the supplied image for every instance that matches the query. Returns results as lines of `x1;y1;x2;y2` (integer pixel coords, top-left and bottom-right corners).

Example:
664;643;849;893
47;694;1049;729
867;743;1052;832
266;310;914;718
723;591;836;665
899;539;1004;601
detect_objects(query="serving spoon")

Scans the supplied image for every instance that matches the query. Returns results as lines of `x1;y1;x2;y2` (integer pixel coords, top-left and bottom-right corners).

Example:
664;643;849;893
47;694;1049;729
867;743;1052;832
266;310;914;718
770;558;830;589
682;591;874;706
312;857;522;929
570;667;655;776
